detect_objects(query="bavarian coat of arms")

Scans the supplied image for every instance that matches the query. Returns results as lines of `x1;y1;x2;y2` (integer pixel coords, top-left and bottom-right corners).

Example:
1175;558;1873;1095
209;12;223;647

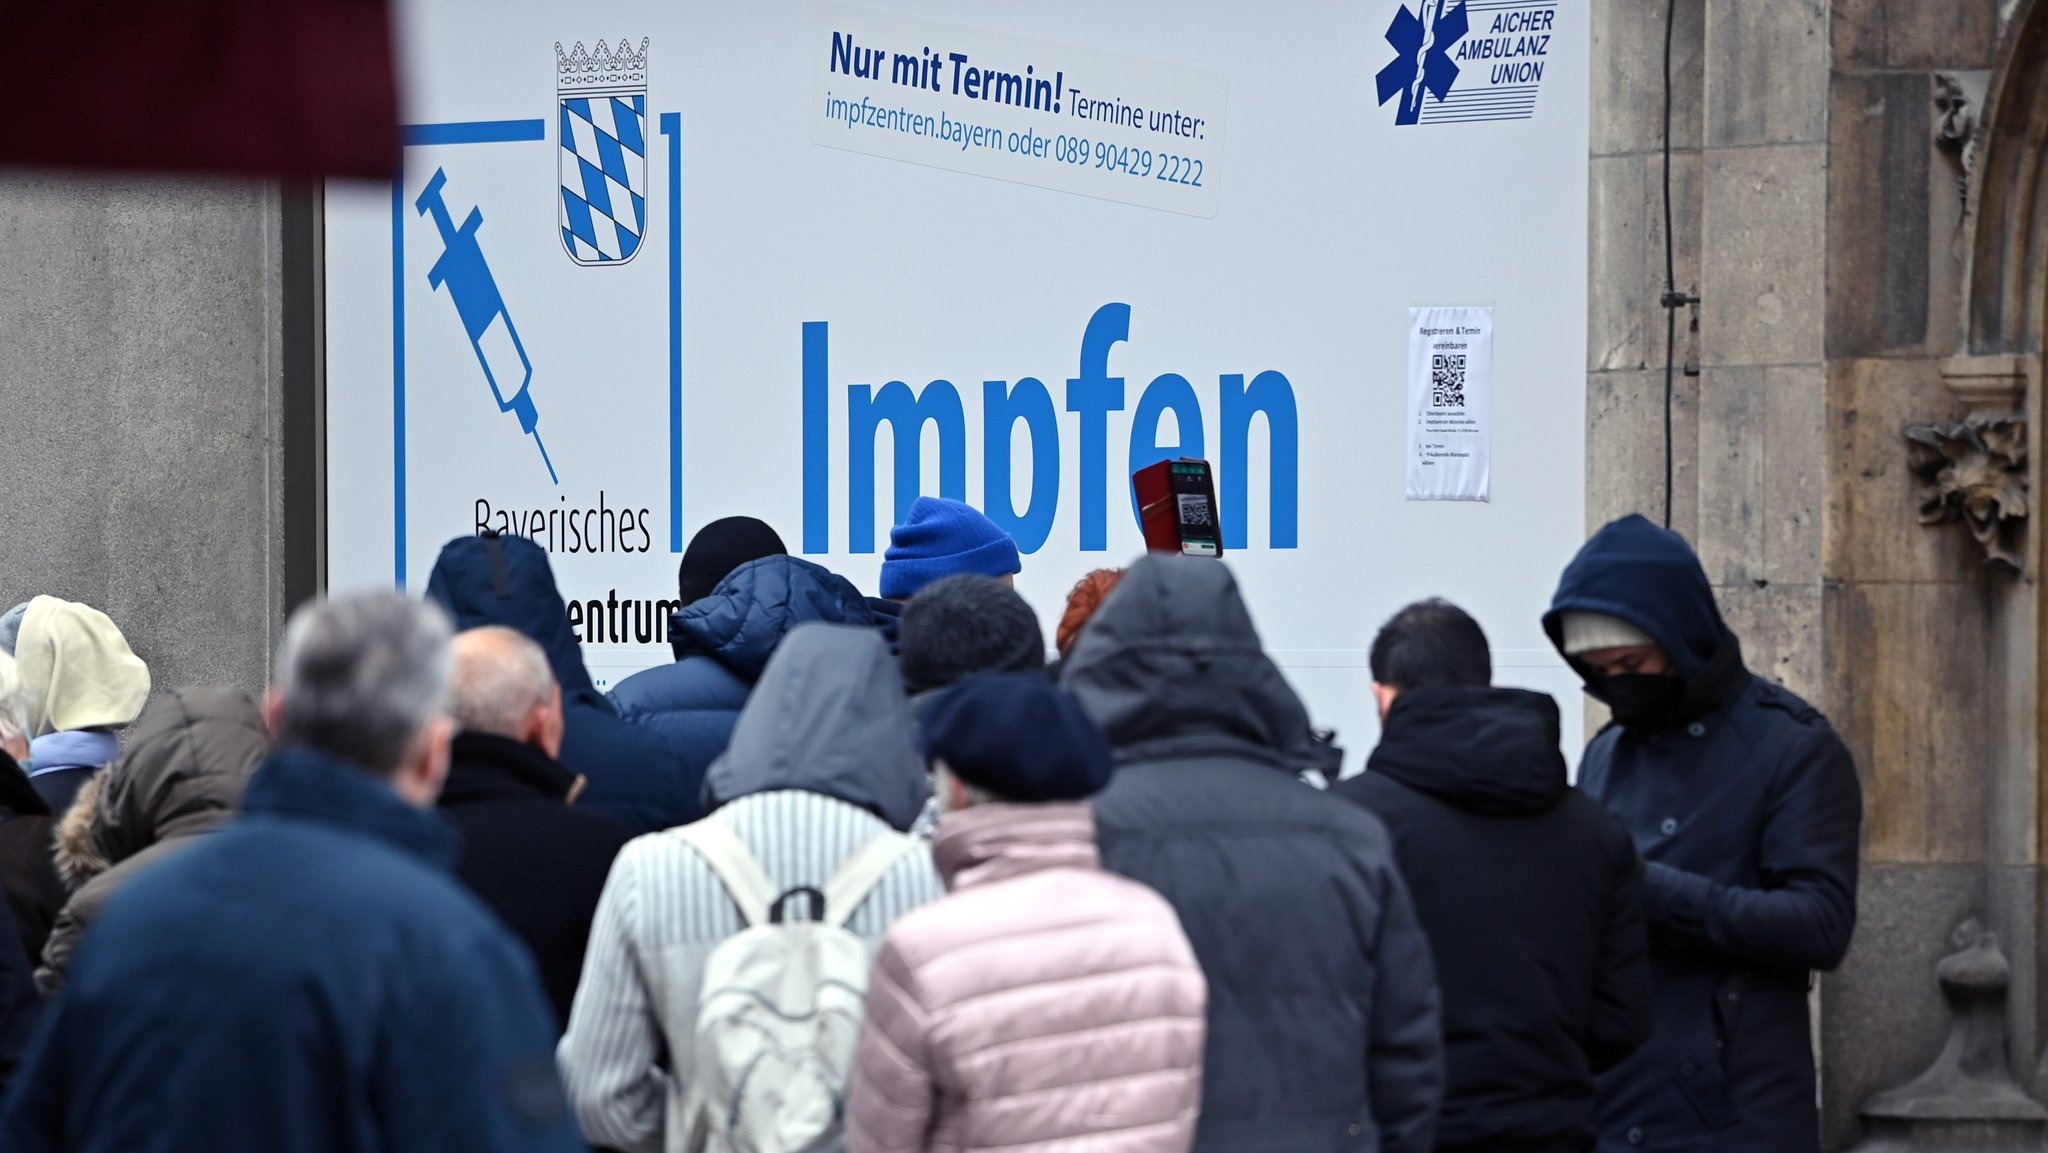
556;38;650;265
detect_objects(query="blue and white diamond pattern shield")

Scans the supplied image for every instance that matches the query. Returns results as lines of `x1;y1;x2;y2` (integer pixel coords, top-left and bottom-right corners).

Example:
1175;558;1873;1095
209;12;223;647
558;92;648;264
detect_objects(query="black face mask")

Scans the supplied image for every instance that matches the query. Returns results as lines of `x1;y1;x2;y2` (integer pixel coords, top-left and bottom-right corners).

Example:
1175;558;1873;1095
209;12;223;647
1587;672;1686;728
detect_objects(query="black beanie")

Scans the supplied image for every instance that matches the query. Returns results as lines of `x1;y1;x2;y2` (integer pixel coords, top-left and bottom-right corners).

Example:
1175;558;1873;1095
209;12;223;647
919;673;1113;802
677;517;787;607
898;575;1046;695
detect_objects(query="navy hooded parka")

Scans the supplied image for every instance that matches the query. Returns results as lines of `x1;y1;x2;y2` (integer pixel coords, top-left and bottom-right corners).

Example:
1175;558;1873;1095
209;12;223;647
1545;515;1861;1153
426;533;688;834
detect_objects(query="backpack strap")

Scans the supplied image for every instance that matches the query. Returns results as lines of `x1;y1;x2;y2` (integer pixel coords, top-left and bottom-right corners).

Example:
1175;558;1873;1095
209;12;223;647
823;833;920;929
672;819;778;928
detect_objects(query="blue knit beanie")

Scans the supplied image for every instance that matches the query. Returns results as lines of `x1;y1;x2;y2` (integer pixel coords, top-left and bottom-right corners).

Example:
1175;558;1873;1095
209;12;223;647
918;673;1113;802
879;497;1021;600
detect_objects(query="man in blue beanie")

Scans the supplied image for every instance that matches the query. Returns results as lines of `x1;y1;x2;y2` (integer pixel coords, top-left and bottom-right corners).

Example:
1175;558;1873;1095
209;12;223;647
1545;514;1861;1153
878;497;1022;602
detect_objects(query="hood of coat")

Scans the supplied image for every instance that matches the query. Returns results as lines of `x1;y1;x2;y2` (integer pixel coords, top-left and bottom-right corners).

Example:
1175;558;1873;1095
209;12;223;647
54;687;269;889
671;555;877;682
424;533;599;701
931;801;1097;890
17;595;151;737
701;623;930;831
1542;515;1729;679
1366;687;1568;816
1057;555;1321;771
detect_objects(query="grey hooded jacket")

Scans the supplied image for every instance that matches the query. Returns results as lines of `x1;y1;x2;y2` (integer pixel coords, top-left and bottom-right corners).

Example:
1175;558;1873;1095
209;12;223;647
1061;556;1444;1153
558;624;943;1153
41;687;269;994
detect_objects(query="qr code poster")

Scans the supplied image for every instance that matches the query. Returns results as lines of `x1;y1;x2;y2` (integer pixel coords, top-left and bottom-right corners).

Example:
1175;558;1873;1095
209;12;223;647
1406;306;1493;502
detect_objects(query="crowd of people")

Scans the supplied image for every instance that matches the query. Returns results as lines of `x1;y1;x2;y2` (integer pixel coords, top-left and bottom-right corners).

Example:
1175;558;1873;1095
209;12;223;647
0;498;1864;1153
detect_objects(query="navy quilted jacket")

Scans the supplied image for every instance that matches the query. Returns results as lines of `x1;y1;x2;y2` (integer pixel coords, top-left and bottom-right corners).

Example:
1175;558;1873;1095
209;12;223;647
607;554;880;821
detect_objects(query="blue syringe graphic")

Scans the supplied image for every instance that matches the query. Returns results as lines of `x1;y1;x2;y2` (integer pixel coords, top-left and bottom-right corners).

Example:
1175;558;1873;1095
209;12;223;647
415;168;558;484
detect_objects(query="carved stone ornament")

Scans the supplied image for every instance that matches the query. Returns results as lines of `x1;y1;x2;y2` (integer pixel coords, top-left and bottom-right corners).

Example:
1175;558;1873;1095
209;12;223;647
1905;415;2029;572
1848;919;2048;1151
1936;73;1980;216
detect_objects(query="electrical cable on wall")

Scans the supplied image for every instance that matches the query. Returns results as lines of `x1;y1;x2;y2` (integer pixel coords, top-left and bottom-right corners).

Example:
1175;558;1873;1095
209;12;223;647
1660;0;1698;529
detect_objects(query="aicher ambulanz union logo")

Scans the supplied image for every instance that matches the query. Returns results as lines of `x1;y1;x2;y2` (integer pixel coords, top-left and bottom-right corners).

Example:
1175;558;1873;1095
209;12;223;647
1376;0;1556;126
557;37;651;265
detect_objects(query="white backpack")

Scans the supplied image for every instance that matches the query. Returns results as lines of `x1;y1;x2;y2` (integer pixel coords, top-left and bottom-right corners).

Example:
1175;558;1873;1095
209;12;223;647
673;820;916;1153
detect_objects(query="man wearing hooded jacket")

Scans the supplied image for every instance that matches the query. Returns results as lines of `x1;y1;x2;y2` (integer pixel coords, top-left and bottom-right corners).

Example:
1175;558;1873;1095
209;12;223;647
1336;598;1651;1153
1545;515;1862;1153
1061;555;1442;1153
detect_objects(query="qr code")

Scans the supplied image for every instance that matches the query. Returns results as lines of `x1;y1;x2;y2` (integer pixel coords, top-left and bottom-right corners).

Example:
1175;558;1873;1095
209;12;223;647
1176;493;1214;526
1432;354;1467;408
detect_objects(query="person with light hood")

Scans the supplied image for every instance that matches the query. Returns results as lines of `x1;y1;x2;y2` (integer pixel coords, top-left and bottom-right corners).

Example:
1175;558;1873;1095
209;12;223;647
11;596;151;815
1060;554;1443;1153
1544;514;1861;1153
559;623;943;1153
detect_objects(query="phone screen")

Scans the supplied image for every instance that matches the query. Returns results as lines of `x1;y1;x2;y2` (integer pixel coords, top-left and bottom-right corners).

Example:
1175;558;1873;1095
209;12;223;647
1170;461;1222;557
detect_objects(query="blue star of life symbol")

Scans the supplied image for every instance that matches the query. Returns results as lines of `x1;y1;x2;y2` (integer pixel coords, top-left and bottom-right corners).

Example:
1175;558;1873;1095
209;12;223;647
1377;1;1470;125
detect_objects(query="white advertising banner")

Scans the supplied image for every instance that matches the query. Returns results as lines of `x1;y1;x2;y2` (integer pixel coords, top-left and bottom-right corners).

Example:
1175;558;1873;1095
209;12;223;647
1407;306;1493;502
324;0;1591;770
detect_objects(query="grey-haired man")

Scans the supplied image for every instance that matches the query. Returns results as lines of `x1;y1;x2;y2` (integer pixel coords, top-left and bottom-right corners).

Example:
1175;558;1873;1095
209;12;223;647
0;593;582;1153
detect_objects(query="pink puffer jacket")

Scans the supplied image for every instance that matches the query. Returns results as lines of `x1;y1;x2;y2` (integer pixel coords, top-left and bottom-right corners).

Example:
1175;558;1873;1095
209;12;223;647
845;802;1207;1153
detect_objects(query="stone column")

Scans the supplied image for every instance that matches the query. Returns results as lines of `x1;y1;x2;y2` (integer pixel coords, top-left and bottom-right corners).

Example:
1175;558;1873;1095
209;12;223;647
1587;0;1704;539
0;174;290;695
1821;3;2019;1147
1693;0;1831;705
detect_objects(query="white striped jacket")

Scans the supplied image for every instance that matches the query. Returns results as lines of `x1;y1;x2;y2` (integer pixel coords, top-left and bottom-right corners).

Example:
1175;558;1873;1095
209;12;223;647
558;789;944;1153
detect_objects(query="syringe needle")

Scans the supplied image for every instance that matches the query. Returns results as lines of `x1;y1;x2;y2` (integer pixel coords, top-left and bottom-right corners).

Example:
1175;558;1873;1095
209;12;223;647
533;430;560;486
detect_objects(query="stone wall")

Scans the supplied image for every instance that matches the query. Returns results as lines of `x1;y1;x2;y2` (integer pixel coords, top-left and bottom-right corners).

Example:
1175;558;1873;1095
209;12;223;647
1821;5;2016;1146
1588;1;2028;1148
0;174;289;697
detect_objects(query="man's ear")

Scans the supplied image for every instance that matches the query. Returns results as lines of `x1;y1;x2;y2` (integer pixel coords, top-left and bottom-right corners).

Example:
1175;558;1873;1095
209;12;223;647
424;715;454;791
262;689;286;739
1371;681;1399;724
397;714;455;808
518;702;550;750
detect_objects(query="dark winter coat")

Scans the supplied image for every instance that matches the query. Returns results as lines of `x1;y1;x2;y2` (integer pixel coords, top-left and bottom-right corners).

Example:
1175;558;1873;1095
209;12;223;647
1545;515;1862;1153
0;753;61;966
39;687;270;994
439;730;633;1031
1061;555;1444;1153
426;533;689;834
606;554;879;821
0;746;582;1153
1335;687;1653;1153
0;897;34;1098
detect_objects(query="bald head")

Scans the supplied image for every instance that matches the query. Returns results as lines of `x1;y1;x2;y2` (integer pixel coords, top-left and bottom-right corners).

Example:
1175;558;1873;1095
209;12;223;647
450;626;564;758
